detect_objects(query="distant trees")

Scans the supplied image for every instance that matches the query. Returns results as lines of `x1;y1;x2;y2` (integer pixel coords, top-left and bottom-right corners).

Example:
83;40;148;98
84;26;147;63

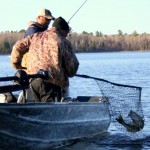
0;31;24;54
118;30;123;36
95;31;103;37
68;31;150;52
0;30;150;54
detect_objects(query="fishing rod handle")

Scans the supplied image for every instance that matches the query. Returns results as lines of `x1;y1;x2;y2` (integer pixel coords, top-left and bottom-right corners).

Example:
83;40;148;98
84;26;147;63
0;69;50;82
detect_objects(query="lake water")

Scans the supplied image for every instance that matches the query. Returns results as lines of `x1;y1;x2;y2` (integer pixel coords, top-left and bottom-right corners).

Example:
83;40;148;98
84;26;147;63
0;51;150;150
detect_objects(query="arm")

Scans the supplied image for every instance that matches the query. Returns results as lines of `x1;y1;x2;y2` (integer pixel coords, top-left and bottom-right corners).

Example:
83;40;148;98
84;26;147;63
61;40;79;77
11;36;32;69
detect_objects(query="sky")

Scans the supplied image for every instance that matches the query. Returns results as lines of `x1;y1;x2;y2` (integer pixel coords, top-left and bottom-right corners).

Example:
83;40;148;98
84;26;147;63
0;0;150;35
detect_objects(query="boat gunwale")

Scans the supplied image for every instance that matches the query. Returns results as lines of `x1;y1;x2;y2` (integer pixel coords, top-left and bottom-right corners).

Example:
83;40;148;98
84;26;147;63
0;101;109;108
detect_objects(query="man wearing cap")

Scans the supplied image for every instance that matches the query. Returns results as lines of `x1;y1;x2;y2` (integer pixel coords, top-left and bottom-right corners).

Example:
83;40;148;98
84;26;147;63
24;8;54;37
11;17;79;102
22;8;55;72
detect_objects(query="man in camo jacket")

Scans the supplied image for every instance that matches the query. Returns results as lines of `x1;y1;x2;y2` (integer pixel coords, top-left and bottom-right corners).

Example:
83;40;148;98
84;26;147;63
11;17;79;102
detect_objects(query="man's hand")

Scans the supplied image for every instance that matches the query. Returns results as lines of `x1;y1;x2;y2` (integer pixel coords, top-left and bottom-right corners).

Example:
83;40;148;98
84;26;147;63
12;62;27;70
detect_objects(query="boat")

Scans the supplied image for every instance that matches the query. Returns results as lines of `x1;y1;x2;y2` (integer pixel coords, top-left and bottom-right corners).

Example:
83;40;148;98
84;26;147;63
0;70;111;149
0;99;110;149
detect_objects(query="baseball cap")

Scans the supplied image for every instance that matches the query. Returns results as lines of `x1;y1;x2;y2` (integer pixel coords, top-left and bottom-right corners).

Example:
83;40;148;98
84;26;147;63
37;8;54;20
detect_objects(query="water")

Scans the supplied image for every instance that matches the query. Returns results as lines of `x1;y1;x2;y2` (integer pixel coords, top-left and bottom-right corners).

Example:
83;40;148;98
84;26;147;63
0;51;150;149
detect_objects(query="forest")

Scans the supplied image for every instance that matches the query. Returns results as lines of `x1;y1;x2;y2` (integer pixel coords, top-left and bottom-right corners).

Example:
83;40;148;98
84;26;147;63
0;30;150;54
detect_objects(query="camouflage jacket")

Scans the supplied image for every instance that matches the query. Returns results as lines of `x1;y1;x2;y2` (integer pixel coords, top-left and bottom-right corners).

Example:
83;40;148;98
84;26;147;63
23;21;48;71
11;27;79;88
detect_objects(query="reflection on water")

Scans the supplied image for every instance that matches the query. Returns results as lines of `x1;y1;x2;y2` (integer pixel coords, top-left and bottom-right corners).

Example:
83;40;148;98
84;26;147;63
58;132;150;150
0;52;150;150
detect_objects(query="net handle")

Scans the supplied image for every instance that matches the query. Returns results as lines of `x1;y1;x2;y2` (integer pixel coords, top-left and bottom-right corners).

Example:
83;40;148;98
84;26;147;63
76;74;142;90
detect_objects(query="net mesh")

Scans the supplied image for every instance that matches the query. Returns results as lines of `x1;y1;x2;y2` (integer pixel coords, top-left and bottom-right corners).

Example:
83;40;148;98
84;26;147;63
95;78;144;139
75;75;144;139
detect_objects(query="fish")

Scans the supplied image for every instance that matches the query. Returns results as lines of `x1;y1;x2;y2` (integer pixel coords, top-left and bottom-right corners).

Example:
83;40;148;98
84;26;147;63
128;110;144;129
116;110;144;133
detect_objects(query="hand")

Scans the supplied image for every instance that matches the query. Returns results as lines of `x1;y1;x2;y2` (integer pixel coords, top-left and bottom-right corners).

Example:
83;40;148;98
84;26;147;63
12;63;27;70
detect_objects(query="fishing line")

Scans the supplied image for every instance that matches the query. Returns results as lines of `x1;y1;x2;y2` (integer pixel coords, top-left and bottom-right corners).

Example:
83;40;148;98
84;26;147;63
68;0;88;23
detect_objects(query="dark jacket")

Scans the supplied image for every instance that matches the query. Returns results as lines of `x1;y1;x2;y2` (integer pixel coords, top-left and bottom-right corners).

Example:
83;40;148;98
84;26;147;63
24;21;48;37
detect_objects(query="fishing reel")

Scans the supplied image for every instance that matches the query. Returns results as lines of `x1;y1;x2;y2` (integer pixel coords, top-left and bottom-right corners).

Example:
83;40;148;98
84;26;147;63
0;69;50;94
14;70;29;88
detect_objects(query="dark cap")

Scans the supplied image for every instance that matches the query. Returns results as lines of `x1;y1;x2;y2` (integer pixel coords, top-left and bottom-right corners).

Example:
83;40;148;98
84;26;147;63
52;17;70;32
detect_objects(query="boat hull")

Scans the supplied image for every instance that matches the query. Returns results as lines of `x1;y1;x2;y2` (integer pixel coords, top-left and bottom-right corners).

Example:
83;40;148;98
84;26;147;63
0;102;110;149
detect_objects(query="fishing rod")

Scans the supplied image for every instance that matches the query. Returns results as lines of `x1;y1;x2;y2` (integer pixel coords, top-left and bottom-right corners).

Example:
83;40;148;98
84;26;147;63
0;69;50;93
68;0;88;23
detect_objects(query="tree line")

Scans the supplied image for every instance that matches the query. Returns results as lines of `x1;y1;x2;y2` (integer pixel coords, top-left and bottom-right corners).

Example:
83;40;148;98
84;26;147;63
0;30;150;54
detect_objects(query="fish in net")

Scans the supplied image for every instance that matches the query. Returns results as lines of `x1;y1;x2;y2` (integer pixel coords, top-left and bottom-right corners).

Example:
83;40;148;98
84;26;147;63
76;74;144;138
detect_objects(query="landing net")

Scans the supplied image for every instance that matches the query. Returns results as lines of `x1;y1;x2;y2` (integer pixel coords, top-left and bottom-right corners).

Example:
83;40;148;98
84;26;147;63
75;75;144;139
95;78;144;139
